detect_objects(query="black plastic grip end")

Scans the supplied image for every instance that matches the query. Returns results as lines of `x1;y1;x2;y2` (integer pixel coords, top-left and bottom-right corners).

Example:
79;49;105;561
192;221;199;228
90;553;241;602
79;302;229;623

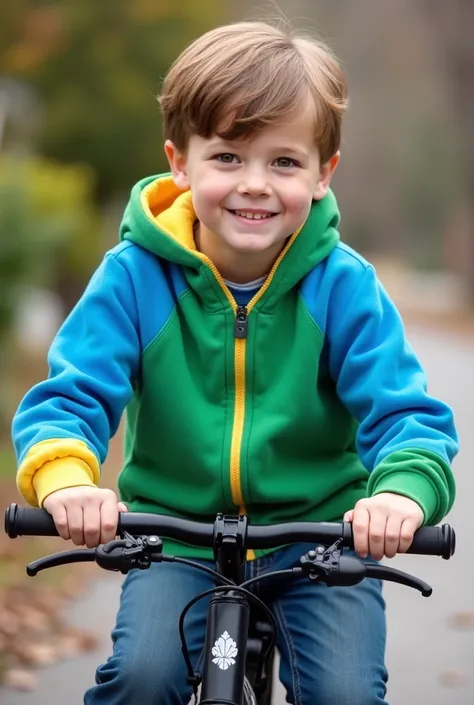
4;503;58;538
5;503;18;538
439;523;456;559
408;523;456;559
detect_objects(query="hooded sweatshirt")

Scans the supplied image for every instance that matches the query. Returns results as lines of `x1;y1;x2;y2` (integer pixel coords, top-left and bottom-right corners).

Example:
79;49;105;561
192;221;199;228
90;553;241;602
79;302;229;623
13;174;458;558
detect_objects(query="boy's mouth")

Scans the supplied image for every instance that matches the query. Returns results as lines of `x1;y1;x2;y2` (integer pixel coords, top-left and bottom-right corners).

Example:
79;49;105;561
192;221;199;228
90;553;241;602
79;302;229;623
227;209;278;221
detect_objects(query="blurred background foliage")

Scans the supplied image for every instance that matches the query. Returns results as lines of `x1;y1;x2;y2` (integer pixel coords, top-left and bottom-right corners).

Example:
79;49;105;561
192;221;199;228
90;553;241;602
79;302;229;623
0;0;225;199
0;0;225;436
0;0;473;439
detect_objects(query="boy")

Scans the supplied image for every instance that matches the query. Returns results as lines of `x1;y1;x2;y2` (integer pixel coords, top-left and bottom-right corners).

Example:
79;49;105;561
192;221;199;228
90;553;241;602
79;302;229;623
12;20;457;705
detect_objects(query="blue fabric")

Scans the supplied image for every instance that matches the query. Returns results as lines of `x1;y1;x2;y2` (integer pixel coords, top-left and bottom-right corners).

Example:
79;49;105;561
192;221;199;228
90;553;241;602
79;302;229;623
299;243;458;473
12;242;182;465
84;544;387;705
226;283;261;306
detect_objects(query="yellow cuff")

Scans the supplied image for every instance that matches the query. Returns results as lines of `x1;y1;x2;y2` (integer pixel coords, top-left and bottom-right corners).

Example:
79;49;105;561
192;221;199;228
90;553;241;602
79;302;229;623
33;457;96;507
16;438;101;506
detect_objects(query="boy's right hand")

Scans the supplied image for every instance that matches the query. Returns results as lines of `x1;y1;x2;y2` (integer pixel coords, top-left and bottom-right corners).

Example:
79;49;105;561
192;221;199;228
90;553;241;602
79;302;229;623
43;486;128;548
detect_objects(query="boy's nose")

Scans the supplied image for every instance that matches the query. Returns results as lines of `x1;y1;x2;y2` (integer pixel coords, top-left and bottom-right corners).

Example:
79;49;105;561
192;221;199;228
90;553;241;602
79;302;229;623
237;170;272;197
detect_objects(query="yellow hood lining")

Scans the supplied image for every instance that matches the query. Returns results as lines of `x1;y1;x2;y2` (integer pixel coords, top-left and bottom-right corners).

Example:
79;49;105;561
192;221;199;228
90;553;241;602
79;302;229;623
140;176;199;252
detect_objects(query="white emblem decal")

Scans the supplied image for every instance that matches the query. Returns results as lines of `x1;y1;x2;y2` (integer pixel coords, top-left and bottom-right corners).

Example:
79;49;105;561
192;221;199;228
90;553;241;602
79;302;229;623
212;630;238;670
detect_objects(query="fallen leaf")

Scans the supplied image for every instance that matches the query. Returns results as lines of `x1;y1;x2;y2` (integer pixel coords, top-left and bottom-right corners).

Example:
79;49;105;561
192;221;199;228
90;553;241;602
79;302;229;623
3;667;38;690
0;610;20;637
76;630;99;652
448;611;474;630
15;641;58;667
59;626;99;652
13;605;50;633
56;633;82;659
439;668;469;688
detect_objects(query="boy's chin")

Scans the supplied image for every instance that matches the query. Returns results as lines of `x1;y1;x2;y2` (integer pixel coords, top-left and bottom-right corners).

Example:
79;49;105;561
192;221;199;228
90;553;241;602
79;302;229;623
229;242;280;257
226;233;286;253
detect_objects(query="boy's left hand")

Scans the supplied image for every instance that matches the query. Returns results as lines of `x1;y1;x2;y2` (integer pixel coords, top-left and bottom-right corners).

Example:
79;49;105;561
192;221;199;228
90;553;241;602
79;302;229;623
344;493;424;561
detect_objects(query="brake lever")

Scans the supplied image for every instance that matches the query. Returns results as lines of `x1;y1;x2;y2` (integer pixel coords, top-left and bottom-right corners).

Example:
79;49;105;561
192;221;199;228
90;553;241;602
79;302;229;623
25;535;164;577
300;546;433;597
27;548;95;576
364;565;432;597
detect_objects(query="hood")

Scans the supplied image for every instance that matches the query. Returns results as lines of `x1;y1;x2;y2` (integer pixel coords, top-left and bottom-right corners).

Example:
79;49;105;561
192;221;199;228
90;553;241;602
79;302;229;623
120;172;341;294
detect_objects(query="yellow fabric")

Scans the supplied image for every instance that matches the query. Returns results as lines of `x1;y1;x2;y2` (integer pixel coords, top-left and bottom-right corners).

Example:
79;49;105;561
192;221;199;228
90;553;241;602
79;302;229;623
140;179;198;251
17;438;100;507
140;178;237;308
33;458;95;506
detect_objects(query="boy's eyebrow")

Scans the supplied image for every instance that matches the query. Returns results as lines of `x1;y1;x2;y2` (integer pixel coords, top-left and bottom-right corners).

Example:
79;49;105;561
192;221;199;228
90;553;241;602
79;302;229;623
204;138;310;158
273;146;309;157
204;137;235;149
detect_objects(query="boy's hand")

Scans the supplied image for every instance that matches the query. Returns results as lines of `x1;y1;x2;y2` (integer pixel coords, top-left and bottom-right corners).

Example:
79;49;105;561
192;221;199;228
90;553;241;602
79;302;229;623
343;492;424;561
43;486;128;548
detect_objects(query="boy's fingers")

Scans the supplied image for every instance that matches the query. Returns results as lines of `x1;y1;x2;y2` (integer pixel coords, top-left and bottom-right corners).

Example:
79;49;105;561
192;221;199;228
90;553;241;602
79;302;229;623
67;504;85;546
83;502;102;548
368;512;387;561
343;509;354;522
100;496;119;544
398;518;419;553
118;502;128;513
352;505;370;558
384;515;402;558
51;504;70;541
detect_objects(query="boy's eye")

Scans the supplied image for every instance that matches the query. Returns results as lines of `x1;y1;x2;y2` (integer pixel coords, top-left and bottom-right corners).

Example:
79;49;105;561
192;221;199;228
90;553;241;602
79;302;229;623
274;157;298;168
215;153;239;164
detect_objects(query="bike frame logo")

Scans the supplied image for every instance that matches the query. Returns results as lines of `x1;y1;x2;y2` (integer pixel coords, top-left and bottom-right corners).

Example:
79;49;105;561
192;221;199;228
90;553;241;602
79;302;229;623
212;631;238;670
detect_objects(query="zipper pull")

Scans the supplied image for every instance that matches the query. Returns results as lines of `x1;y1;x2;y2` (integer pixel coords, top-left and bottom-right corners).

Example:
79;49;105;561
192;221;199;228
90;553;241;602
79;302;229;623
234;305;248;338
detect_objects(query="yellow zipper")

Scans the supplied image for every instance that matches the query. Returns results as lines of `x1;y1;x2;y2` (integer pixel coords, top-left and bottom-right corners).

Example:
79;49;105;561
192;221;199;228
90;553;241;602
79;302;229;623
141;186;303;548
211;231;301;514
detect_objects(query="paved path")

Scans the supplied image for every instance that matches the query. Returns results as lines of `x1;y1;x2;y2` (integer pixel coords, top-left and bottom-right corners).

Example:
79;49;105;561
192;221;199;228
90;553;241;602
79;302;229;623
1;325;472;704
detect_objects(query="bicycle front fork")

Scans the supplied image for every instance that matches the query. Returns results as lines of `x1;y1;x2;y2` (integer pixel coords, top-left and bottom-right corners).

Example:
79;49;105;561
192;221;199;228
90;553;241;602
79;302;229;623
200;591;250;705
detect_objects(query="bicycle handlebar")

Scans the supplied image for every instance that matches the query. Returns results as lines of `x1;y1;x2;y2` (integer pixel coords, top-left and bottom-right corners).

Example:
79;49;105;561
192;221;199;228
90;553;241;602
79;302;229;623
4;504;456;559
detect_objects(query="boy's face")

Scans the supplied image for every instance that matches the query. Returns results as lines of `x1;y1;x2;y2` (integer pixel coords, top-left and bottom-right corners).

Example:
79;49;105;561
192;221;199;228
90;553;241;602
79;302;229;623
165;110;339;266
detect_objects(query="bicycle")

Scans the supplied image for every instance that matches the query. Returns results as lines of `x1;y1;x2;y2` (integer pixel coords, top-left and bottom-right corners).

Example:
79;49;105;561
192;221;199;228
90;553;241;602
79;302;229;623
4;504;456;705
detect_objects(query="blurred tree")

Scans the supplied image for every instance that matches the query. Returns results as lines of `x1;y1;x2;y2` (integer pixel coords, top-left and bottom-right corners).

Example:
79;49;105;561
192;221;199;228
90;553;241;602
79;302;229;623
0;0;226;202
0;155;100;432
399;119;459;270
419;0;474;301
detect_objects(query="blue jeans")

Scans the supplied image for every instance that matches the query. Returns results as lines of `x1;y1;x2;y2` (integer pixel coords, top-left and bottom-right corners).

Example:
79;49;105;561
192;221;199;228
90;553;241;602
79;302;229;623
84;543;388;705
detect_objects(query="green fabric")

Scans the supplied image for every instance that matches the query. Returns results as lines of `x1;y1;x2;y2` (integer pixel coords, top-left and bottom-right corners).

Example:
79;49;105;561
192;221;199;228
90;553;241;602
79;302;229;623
368;448;455;524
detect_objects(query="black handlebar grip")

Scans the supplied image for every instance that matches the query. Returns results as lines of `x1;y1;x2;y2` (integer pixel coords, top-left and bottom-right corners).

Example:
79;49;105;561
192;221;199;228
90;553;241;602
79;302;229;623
4;504;58;538
4;503;456;560
406;524;455;559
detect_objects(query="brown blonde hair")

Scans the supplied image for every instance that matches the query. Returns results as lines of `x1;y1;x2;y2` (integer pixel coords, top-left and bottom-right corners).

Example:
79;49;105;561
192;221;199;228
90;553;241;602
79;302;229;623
158;20;348;164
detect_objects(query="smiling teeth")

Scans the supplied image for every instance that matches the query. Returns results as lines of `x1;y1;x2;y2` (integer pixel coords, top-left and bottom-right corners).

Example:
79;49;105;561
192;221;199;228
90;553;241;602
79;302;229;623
233;210;273;220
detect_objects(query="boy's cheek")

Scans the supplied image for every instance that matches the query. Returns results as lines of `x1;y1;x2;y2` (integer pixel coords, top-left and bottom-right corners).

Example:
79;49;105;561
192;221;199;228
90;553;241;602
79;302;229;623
193;179;229;209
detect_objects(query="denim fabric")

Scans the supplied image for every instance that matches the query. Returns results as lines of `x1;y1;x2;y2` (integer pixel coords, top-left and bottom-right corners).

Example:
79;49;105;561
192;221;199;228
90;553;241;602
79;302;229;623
84;543;388;705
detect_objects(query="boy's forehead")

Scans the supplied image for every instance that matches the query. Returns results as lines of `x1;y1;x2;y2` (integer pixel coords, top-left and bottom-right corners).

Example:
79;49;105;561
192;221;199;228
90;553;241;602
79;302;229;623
205;111;318;149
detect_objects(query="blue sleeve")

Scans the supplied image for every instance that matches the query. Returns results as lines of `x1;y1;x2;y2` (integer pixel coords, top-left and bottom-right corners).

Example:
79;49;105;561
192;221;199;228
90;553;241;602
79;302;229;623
12;250;141;466
323;260;458;522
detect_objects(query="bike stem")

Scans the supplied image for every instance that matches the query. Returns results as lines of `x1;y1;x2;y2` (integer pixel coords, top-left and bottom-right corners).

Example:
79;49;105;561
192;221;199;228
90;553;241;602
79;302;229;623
199;515;252;705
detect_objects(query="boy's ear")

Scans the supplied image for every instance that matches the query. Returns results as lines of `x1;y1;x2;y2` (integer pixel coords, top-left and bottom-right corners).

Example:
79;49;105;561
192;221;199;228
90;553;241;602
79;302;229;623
313;152;340;201
164;140;190;190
